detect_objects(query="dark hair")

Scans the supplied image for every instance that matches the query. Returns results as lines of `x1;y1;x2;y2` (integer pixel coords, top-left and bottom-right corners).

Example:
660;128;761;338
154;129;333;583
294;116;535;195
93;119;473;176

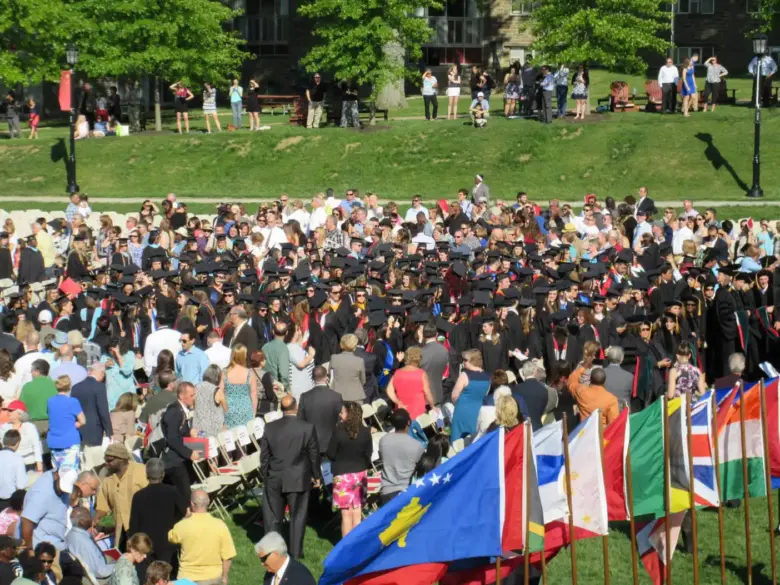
109;336;132;355
156;349;175;373
97;316;111;331
34;542;56;558
158;370;177;390
145;561;172;585
31;358;50;376
422;323;437;340
8;489;25;512
20;555;43;580
3;429;21;449
490;370;509;389
721;220;733;234
426;434;450;461
590;367;606;386
413;453;439;480
390;408;411;431
342;402;363;439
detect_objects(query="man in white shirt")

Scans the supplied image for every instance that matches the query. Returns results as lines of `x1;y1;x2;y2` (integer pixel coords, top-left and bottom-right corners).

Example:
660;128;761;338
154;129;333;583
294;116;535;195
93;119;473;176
632;210;653;249
308;194;328;234
204;331;231;369
404;195;429;222
657;57;679;114
364;193;383;220
682;199;699;219
672;215;695;255
286;200;310;233
14;330;50;385
143;316;182;377
260;212;288;253
457;189;473;218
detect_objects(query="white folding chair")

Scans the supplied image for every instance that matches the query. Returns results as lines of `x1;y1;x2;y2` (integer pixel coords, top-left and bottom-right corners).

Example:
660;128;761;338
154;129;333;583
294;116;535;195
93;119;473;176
451;438;465;454
371;399;389;428
247;417;266;451
217;429;263;509
264;411;282;423
415;412;437;434
361;403;376;422
370;431;385;472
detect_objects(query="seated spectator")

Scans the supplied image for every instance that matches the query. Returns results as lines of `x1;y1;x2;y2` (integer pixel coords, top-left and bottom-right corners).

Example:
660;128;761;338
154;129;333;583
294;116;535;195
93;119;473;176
106;533;152;585
143;561;171;585
378;409;424;506
0;491;24;537
74;116;89;140
0;401;43;471
14;554;44;585
33;543;56;585
64;507;114;580
487;395;523;433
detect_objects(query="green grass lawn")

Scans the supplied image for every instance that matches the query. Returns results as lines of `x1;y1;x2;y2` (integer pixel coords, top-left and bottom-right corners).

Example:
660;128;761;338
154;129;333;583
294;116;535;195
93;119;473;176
4;79;780;202
224;493;780;584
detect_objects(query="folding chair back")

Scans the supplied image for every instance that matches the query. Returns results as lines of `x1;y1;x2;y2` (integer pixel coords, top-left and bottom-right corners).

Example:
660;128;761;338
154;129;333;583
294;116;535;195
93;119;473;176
248;417;266;450
233;425;254;455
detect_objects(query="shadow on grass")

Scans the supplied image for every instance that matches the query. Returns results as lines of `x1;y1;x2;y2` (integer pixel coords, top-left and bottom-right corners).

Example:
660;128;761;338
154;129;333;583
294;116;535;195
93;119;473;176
696;132;749;193
50;138;71;188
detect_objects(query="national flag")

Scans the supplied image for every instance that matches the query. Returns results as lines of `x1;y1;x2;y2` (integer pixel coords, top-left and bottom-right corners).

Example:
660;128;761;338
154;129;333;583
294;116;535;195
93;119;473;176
717;384;767;501
59;70;72;112
690;394;719;507
502;423;544;553
532;420;567;523
319;429;506;585
763;378;780;489
603;408;629;521
543;412;609;550
636;512;686;585
666;396;691;513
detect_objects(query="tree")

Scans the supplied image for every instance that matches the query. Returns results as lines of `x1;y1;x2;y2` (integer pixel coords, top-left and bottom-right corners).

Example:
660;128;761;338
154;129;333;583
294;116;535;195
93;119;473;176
70;0;251;130
527;0;670;74
298;0;442;116
748;0;780;34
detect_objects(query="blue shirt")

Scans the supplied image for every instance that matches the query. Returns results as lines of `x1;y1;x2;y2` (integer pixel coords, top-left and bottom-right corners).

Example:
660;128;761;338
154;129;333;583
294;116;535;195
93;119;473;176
176;346;210;384
738;256;761;273
102;351;137;409
21;471;69;550
46;394;83;450
65;527;115;579
541;73;555;91
51;361;88;386
0;449;26;498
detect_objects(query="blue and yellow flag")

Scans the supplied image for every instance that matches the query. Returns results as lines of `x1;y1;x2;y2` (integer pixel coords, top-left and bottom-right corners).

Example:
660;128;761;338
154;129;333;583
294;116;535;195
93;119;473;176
319;429;505;585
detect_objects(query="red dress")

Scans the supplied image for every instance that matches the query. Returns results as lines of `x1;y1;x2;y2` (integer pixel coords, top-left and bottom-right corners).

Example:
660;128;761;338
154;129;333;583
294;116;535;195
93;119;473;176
391;368;427;419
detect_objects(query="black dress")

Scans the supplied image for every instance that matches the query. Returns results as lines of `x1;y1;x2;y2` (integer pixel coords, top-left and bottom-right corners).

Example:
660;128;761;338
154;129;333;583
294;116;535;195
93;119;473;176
246;86;260;113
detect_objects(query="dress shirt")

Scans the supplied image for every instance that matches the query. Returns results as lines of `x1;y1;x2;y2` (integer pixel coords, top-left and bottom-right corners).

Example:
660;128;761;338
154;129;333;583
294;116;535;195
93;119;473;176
459;200;473;218
404;206;430;222
21;471;69;550
632;220;652;248
64;527;115;579
205;342;231;368
14;351;50;386
143;328;182;376
308;207;327;234
672;226;694;255
0;449;26;498
541;73;555;91
50;361;87;386
65;203;79;225
658;65;679;84
176;346;210;385
272;555;290;585
749;55;778;76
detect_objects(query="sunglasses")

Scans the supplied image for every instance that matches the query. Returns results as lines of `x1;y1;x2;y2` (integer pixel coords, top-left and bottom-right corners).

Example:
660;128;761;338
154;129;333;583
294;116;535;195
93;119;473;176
640;327;651;331
259;552;273;563
180;339;191;344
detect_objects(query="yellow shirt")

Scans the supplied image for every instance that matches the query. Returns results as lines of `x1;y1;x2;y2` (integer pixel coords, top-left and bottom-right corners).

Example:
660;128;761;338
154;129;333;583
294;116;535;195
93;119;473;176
35;229;55;267
95;460;148;540
168;513;237;581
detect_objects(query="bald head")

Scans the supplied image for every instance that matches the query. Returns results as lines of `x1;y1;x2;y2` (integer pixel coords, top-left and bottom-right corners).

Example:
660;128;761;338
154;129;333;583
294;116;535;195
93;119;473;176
71;506;92;529
280;395;297;414
58;344;73;360
191;489;210;511
25;331;40;350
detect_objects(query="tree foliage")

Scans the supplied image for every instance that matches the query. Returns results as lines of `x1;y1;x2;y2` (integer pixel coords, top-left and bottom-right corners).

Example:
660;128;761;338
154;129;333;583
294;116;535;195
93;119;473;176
748;0;780;34
298;0;442;96
527;0;670;74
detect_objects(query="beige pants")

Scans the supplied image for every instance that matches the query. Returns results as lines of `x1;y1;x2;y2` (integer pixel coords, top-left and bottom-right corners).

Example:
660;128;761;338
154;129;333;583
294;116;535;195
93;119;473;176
307;101;323;128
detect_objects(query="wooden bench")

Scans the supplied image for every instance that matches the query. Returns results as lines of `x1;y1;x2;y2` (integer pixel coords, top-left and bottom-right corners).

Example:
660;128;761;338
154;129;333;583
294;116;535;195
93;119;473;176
645;80;663;112
597;81;638;113
256;94;304;124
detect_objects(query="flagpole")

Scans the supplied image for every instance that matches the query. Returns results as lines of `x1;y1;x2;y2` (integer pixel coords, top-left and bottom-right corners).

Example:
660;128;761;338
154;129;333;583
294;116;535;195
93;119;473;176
711;389;727;585
540;540;548;585
562;414;578;585
625;446;640;585
663;396;672;585
685;395;700;585
496;558;502;585
598;417;610;585
738;380;753;585
759;379;777;585
524;422;531;585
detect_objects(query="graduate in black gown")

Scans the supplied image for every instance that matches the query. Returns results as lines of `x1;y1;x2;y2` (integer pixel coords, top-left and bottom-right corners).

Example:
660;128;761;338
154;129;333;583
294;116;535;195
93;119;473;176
622;314;669;411
476;310;509;373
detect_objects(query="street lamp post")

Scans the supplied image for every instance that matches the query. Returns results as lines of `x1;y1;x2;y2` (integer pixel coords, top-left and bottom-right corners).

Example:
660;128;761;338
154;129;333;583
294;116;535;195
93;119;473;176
747;33;768;199
65;43;80;194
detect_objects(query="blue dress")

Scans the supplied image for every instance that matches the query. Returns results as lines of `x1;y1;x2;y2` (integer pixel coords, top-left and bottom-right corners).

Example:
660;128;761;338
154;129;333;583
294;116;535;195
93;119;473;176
450;370;492;443
224;369;254;429
681;66;696;96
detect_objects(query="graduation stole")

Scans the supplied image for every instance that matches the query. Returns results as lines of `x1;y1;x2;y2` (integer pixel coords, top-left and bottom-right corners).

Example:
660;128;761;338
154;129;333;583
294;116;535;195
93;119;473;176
734;310;750;352
300;314;310;348
757;306;780;339
551;324;567;360
632;355;654;402
590;325;606;359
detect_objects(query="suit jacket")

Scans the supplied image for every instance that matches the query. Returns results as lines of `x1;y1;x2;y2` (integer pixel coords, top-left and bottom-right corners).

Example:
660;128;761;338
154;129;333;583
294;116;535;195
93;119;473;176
0;333;23;362
329;352;366;402
71;376;113;446
354;347;380;402
161;401;193;469
420;341;449;404
128;483;187;555
260;415;321;493
262;557;316;585
603;364;635;411
636;196;655;215
298;384;342;455
224;321;260;354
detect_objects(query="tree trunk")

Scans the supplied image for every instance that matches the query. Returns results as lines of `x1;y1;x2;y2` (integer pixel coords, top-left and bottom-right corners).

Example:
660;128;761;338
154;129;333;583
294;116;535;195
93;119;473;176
154;76;162;132
375;42;407;112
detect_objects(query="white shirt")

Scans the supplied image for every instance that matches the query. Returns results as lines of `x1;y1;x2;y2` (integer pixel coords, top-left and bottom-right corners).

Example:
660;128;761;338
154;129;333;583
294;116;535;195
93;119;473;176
412;233;436;251
0;371;24;402
367;206;384;221
632;220;652;248
143;327;182;376
672;226;695;255
405;206;430;223
261;226;288;253
287;209;311;234
0;422;43;466
658;65;679;85
205;342;231;369
14;350;51;386
272;555;290;585
459;200;473;218
309;207;327;234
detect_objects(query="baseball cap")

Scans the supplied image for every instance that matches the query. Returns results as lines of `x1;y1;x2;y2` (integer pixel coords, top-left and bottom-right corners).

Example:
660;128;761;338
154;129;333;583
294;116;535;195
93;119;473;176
477;92;484;97
38;309;53;324
5;400;26;412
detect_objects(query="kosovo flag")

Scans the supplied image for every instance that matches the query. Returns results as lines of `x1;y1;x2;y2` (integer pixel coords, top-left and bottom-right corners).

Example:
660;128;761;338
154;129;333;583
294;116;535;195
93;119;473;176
319;429;505;585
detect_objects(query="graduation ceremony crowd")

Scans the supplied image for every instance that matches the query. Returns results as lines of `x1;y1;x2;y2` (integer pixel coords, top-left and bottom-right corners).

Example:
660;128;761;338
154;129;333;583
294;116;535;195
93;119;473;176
0;182;778;585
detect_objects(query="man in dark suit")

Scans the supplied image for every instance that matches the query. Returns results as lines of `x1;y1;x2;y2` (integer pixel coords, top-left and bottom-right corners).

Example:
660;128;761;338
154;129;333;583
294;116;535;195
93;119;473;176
70;362;113;446
353;329;381;402
261;395;321;559
0;314;23;361
223;306;259;354
298;366;342;457
635;186;655;217
161;381;200;500
256;531;315;585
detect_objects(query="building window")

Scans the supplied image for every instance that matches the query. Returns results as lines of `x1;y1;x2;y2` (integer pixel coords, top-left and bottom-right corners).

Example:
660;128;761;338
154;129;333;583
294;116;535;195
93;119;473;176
511;0;539;15
675;0;715;13
421;0;483;64
241;0;289;56
671;46;714;63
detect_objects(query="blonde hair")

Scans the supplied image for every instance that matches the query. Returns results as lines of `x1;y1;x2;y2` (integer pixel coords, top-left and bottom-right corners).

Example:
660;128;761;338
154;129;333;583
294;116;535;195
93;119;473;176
462;349;483;369
229;343;248;368
682;239;697;258
113;392;138;413
495;395;519;428
128;533;153;555
405;346;422;367
340;334;358;352
55;375;72;393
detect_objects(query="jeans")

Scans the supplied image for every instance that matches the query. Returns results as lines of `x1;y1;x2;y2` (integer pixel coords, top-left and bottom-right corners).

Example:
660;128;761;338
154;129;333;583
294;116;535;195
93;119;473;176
556;85;568;116
423;94;438;120
231;101;242;128
307;101;323;128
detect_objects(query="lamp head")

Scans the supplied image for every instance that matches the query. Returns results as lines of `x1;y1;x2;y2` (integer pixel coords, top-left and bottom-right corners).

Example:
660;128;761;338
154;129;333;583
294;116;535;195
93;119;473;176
753;33;769;57
66;43;79;66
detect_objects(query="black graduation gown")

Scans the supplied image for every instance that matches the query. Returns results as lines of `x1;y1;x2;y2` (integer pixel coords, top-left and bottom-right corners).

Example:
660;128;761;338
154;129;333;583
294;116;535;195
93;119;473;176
754;285;779;368
0;248;12;279
709;287;738;379
66;253;89;279
622;333;667;410
18;247;45;284
478;333;509;373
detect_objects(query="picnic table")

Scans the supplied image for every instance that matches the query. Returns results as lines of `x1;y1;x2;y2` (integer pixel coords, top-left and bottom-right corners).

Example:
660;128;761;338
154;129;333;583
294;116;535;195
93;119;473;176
256;94;304;124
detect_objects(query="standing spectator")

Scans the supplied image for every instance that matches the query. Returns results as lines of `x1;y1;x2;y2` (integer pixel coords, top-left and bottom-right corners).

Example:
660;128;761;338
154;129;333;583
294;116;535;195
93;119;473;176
702;56;728;112
603;346;633;410
108;86;121;121
306;73;326;129
566;365;619;427
0;403;42;472
129;459;188;567
3;92;22;139
538;65;554;124
46;376;85;473
287;328;315;401
110;393;138;444
298;366;342;457
667;345;706;399
387;346;435;420
0;431;26;510
70;362;112;448
246;78;261;131
261;322;290;390
0;351;22;403
327;402;372;538
161;382;199;500
378;409;424;505
340;81;359;128
421;69;439;121
95;444;149;544
18;360;55;437
555;63;570;117
27;97;39;140
680;55;699;117
260;395;321;558
255;532;316;585
102;338;136;410
250;351;279;416
419;324;449;405
503;65;521;118
175;330;209;385
194;365;226;438
330;334;367;403
205;331;230;369
222;344;256;428
202;83;221;134
571;63;589;120
748;52;778;107
513;361;551;431
169;81;194;134
228;78;243;129
50;345;87;386
449;349;491;443
106;533;152;585
224;306;260;354
446;64;461;120
353;329;380;403
658;56;679;114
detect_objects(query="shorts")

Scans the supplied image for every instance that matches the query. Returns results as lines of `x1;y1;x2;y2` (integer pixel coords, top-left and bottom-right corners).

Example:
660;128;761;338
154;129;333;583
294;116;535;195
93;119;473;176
446;87;461;97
